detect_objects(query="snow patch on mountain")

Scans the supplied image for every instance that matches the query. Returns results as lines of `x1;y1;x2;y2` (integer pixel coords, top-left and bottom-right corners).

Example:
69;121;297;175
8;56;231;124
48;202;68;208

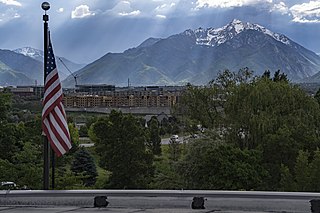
14;47;43;61
191;19;291;47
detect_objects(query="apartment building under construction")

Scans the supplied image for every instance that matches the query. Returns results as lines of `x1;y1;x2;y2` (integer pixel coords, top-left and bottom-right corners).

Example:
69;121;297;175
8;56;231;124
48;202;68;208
63;85;184;108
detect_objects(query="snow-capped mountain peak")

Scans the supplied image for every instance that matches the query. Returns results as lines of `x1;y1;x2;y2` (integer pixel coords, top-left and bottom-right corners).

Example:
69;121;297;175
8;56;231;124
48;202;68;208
14;47;43;62
193;19;291;47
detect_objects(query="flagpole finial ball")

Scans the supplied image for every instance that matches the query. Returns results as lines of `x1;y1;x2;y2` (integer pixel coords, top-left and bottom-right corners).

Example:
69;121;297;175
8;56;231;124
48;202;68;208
41;2;50;11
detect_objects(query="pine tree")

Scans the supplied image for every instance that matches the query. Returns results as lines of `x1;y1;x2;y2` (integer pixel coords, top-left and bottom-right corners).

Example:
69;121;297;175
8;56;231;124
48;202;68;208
71;147;98;187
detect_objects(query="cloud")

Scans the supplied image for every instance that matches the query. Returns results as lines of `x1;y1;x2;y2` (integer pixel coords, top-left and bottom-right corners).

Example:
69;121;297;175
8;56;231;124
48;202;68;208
57;8;64;13
155;3;176;13
290;1;320;23
71;5;95;19
153;2;177;18
271;2;289;15
156;14;166;19
0;0;21;7
195;0;272;9
119;10;141;16
107;1;142;17
0;8;20;23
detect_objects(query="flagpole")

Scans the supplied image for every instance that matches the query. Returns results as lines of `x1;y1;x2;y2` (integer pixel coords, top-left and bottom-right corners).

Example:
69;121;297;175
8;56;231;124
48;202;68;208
51;148;55;189
42;2;50;190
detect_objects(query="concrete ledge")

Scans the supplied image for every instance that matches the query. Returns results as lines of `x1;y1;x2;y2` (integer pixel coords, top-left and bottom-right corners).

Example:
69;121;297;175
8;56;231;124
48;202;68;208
1;190;320;200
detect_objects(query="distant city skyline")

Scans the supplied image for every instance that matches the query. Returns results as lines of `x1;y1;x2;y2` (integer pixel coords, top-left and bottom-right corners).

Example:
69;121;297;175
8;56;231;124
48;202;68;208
1;0;320;63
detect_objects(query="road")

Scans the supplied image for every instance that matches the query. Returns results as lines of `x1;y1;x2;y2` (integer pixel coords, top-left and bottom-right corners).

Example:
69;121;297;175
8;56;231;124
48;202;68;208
0;196;312;212
161;136;187;145
80;137;187;147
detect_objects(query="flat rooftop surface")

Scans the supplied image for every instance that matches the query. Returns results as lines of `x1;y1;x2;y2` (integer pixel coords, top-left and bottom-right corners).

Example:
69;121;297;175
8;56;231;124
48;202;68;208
0;197;312;212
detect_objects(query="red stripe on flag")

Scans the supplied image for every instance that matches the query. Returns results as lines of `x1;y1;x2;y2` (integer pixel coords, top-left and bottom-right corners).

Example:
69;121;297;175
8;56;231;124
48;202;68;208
42;34;72;157
57;103;71;141
43;83;61;105
42;120;63;157
51;109;71;147
47;112;70;152
42;95;63;122
44;71;59;91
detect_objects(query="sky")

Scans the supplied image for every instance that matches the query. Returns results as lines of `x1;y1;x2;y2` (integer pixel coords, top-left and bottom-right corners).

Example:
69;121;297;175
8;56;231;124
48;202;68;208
1;0;320;64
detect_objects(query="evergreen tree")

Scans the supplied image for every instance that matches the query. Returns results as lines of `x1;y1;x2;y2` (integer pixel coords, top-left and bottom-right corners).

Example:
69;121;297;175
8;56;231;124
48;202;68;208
71;147;98;187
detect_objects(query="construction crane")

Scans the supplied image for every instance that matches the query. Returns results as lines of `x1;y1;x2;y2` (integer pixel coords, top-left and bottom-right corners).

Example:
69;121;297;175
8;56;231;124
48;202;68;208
58;57;79;87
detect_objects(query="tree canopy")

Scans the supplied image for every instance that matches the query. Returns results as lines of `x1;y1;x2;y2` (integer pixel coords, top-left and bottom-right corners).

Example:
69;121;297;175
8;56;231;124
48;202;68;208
91;110;154;189
176;69;320;190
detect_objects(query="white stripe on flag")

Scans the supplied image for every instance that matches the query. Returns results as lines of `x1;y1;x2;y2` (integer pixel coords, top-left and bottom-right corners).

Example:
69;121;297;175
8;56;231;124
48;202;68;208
49;111;70;148
43;117;66;155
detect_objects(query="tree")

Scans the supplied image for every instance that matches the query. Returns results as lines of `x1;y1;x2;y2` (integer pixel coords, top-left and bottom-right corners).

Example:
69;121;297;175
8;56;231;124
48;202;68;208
175;68;253;130
177;69;320;190
294;150;310;191
71;147;98;186
279;164;295;191
223;71;320;189
149;156;184;189
314;88;320;105
309;149;320;191
168;137;182;161
0;92;11;121
175;84;223;129
272;70;288;82
178;138;267;190
147;117;162;155
79;125;88;137
13;142;42;189
0;122;24;161
0;159;17;182
224;71;320;151
55;170;86;190
92;110;154;189
261;126;300;189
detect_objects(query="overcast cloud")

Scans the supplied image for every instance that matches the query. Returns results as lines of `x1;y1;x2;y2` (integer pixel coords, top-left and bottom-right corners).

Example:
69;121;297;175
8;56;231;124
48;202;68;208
0;0;320;63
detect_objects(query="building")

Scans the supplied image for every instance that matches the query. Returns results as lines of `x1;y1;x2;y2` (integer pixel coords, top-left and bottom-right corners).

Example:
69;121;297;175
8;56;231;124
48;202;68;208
64;95;103;108
63;85;185;108
2;86;44;98
76;84;115;95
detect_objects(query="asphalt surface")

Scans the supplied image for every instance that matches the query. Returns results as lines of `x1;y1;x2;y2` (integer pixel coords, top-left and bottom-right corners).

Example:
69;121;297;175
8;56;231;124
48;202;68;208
0;197;312;212
79;137;177;147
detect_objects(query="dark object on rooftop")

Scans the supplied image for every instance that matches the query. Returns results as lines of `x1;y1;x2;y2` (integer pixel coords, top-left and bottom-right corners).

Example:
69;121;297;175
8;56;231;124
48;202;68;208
94;196;109;208
191;197;205;209
311;199;320;213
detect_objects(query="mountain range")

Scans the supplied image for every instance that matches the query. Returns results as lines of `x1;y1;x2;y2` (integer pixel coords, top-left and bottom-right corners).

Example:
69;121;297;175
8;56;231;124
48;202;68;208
1;19;320;87
0;47;85;86
62;19;320;87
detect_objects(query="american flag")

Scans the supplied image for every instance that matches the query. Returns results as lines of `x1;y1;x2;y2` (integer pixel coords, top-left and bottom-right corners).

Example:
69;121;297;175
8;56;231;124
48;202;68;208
42;34;72;157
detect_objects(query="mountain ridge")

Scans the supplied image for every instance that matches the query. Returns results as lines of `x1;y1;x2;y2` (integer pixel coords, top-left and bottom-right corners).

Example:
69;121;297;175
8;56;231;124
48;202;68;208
14;47;86;80
63;19;320;87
